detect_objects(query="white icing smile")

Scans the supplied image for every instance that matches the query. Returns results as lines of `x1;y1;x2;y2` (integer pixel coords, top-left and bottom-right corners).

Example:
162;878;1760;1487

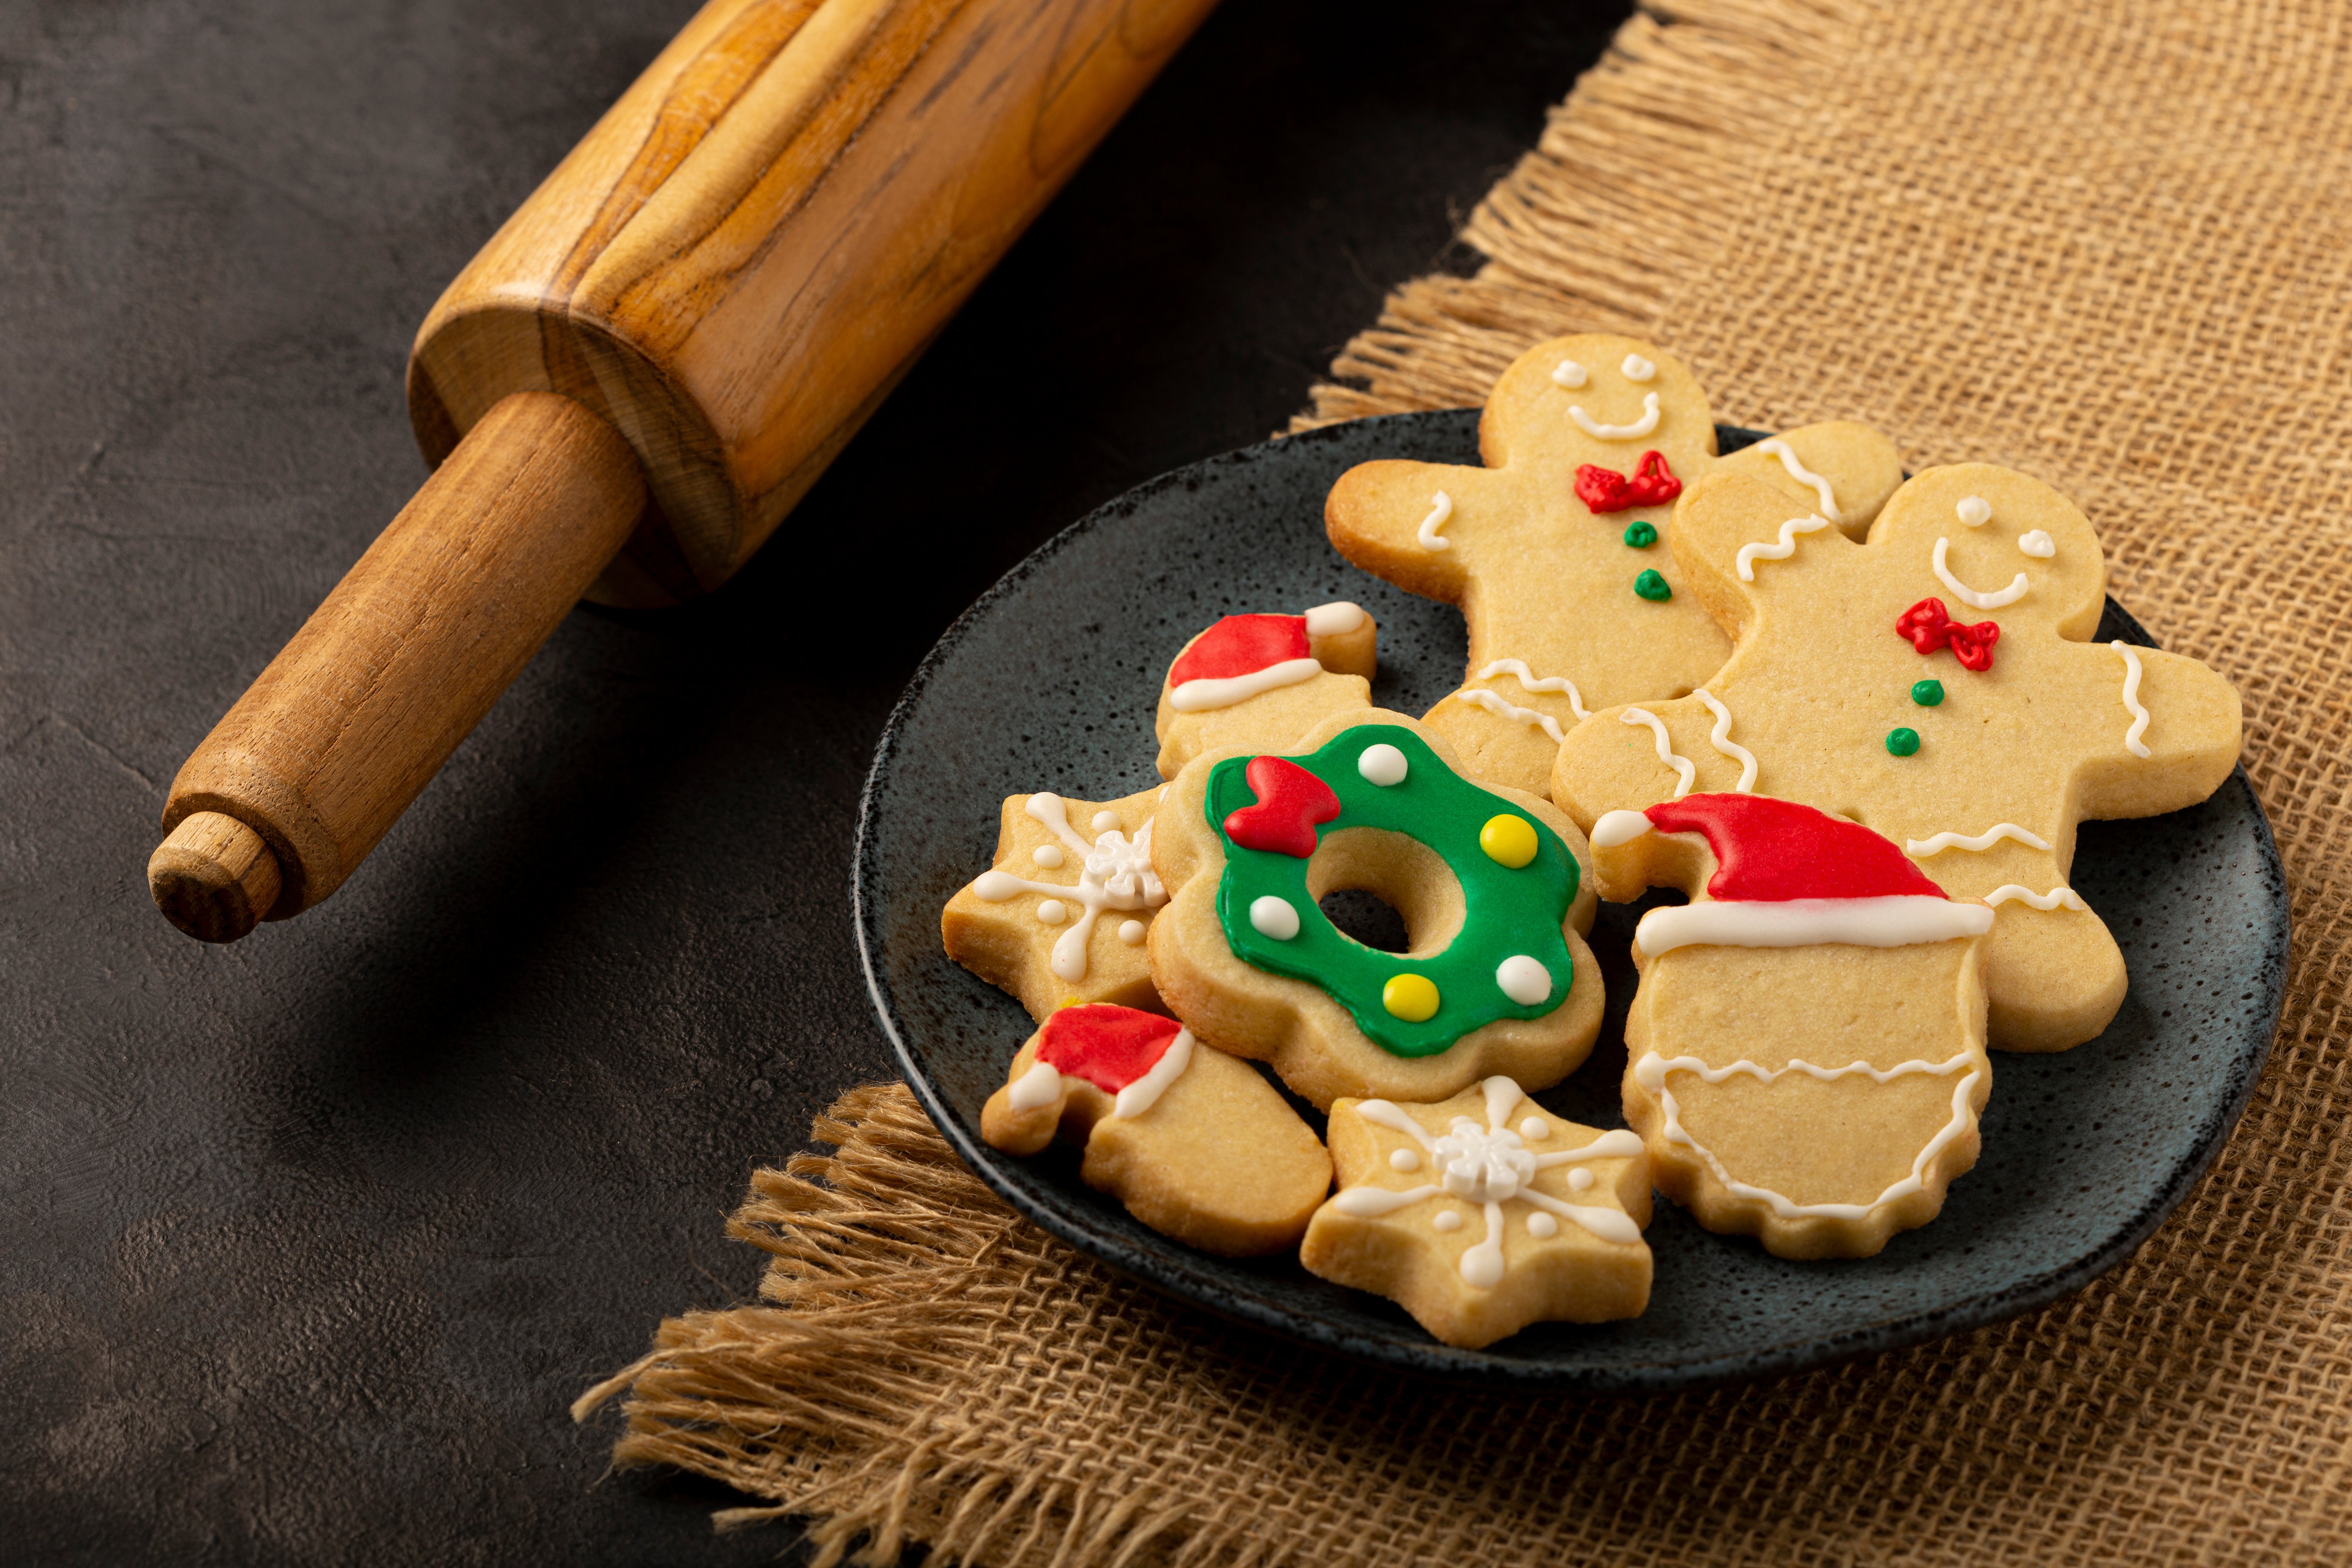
1568;392;1662;441
1932;536;2030;609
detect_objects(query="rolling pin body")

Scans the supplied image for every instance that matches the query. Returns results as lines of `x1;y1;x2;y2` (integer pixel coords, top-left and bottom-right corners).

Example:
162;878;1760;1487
156;0;1219;940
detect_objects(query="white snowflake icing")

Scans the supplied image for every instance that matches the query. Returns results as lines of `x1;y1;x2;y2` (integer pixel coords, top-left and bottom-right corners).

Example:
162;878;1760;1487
969;793;1166;981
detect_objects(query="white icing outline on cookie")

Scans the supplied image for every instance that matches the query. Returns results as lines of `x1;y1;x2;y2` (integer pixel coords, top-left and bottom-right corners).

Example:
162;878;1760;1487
1905;822;2052;856
1417;491;1453;550
1694;689;1757;793
1735;513;1831;581
1620;708;1695;797
1984;885;2089;911
2111;641;2152;758
1752;438;1843;524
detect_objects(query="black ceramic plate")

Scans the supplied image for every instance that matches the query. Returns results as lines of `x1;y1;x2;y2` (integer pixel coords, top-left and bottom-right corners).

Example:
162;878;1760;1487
853;410;2289;1389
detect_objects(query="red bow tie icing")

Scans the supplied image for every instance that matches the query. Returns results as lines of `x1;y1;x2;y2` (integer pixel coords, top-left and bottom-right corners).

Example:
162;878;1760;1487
1574;450;1683;514
1896;596;2001;672
1222;756;1341;858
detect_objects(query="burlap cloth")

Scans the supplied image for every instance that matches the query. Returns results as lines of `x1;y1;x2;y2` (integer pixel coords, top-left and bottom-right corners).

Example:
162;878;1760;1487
576;3;2352;1561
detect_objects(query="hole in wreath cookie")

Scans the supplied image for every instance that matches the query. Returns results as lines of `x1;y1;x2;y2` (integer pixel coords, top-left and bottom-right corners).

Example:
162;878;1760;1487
1304;828;1467;959
1317;889;1410;952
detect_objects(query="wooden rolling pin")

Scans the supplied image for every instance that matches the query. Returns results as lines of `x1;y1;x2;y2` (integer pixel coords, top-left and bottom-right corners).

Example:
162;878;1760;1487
150;0;1220;942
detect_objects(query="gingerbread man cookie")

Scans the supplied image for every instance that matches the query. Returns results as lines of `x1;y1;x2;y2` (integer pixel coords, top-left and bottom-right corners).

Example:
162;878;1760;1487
1552;463;2242;1051
1155;603;1377;779
1590;795;1992;1260
943;785;1167;1021
1299;1076;1650;1347
1325;334;1905;795
1149;710;1602;1109
981;1004;1332;1256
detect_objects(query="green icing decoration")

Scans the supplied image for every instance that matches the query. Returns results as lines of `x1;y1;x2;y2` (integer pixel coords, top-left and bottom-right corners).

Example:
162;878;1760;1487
1622;521;1658;549
1911;679;1945;707
1886;726;1922;756
1207;726;1580;1058
1633;568;1672;601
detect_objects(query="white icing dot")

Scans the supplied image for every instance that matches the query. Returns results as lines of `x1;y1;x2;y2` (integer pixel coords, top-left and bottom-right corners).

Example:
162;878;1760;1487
2018;529;2057;558
1620;353;1657;382
1526;1212;1559;1238
1519;1116;1550;1142
1389;1148;1421;1173
1249;896;1301;940
1568;1167;1596;1192
1357;743;1409;787
1032;844;1064;868
1496;955;1552;1005
1091;810;1121;833
1303;601;1366;635
1035;900;1067;925
1118;919;1146;945
1957;496;1992;527
1550;359;1588;388
1431;1210;1465;1233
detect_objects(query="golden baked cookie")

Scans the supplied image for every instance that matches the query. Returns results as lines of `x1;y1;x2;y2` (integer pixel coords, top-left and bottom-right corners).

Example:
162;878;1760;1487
1325;334;1903;794
1155;603;1378;779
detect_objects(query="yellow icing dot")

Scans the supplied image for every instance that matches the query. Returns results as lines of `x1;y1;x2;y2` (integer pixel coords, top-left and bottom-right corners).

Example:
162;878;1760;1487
1479;813;1539;869
1383;974;1440;1022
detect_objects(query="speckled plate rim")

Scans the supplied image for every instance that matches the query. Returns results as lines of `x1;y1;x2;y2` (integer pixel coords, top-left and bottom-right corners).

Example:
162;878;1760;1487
852;411;2289;1391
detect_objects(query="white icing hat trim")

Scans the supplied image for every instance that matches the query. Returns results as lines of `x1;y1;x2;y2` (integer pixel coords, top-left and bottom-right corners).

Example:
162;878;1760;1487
1590;809;1656;848
1303;601;1366;634
1168;657;1322;712
1634;896;1995;957
1112;1028;1194;1119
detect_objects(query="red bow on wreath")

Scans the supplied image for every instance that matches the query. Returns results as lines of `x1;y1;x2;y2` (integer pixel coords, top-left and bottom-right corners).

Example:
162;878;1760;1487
1896;597;2000;671
1574;450;1683;513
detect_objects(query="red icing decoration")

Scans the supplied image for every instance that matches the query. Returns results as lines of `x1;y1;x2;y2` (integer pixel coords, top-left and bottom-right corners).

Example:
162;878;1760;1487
1643;793;1949;903
1574;450;1683;514
1168;614;1311;688
1896;597;2000;672
1037;1004;1184;1094
1222;755;1341;858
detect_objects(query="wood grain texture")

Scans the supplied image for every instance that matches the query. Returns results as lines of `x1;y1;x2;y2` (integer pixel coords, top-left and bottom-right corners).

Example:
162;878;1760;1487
147;810;284;943
408;0;1220;607
161;392;647;914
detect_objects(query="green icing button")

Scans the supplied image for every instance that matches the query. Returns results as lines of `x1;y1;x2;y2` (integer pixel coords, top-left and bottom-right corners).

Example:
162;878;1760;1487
1207;726;1580;1059
1622;520;1658;549
1911;679;1945;707
1886;726;1922;756
1633;568;1672;601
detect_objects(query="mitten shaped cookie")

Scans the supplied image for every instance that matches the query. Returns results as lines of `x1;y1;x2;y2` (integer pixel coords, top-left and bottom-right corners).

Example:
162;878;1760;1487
1149;710;1602;1109
1155;602;1378;779
1300;1076;1650;1348
1325;334;1904;794
943;786;1167;1021
1553;463;2242;1051
980;1004;1332;1256
1592;795;1994;1260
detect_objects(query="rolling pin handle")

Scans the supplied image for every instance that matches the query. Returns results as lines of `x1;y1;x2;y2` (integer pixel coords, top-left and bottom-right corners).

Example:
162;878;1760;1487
150;811;284;943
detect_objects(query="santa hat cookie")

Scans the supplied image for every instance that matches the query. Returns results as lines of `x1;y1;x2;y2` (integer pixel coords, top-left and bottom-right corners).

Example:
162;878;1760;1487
980;1004;1332;1257
1155;604;1377;779
1589;794;1994;1261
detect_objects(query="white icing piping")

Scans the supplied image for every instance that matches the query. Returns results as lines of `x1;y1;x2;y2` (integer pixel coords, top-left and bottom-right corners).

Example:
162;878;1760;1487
2018;530;2056;558
1694;689;1757;793
1112;1028;1194;1119
1620;353;1657;382
1568;392;1661;440
1455;689;1563;746
1476;658;1592;721
1331;1081;1644;1284
1589;809;1654;848
1956;496;1991;527
1303;601;1366;634
1735;514;1831;580
1905;822;2053;856
1752;438;1843;524
1007;1060;1062;1112
1620;708;1695;798
1550;359;1588;389
1633;896;1994;956
1932;536;2030;609
1984;885;2089;911
1417;492;1453;551
1168;657;1322;713
968;797;1166;980
1634;1051;1981;1222
2111;641;2153;758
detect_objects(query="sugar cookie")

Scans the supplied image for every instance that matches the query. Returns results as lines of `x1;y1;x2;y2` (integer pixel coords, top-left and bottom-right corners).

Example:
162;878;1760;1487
1300;1075;1650;1347
943;785;1167;1021
1591;794;1993;1260
1155;603;1378;779
1553;463;2242;1051
981;1004;1332;1256
1325;334;1904;794
1149;710;1602;1109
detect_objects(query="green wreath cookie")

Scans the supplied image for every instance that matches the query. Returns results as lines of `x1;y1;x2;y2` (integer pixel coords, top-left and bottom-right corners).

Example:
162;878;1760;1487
1149;710;1604;1110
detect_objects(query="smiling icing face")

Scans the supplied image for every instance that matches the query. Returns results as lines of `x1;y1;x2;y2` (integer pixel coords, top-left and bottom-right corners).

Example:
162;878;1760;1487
1496;336;1717;475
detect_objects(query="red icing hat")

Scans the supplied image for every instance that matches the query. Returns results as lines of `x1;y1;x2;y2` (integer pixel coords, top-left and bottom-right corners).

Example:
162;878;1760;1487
1167;615;1310;687
1036;1004;1185;1093
1642;794;1949;903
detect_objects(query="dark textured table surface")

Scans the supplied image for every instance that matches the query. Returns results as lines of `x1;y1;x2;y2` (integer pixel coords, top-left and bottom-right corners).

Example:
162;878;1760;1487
0;1;1626;1560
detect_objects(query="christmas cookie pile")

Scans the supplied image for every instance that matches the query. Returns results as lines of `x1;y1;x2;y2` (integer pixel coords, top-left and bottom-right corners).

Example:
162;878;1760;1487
938;334;2242;1351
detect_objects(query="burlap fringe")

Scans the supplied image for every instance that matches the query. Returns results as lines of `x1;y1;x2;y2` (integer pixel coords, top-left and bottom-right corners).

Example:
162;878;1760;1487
1294;0;1865;428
